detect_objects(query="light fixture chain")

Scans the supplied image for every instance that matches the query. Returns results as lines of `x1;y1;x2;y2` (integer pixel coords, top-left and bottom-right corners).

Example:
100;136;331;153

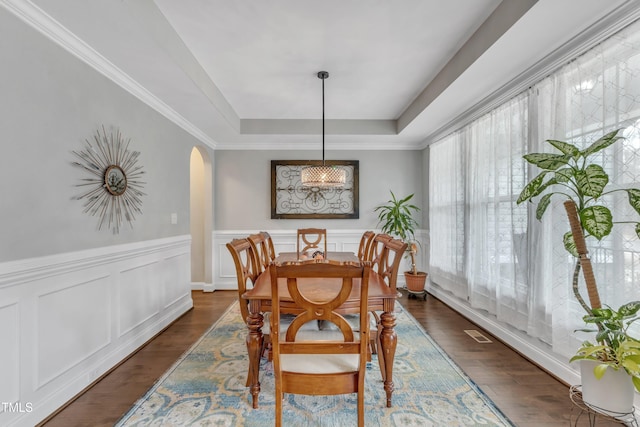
322;73;325;164
300;70;345;188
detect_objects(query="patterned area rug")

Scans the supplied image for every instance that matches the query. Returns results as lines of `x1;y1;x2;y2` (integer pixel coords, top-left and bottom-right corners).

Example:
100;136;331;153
116;302;513;426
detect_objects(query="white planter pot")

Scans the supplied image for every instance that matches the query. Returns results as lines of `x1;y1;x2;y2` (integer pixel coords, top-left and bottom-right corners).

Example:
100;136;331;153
580;359;635;417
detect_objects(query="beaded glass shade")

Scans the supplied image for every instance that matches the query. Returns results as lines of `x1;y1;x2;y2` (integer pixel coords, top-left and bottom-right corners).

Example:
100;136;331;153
301;165;346;188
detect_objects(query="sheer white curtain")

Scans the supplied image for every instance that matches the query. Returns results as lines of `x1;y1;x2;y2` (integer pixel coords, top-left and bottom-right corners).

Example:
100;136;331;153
464;95;531;331
429;133;466;297
429;18;640;356
536;21;640;356
430;95;548;336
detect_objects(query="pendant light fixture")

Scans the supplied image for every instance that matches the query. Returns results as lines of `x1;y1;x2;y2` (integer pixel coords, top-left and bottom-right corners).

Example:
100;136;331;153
301;71;346;188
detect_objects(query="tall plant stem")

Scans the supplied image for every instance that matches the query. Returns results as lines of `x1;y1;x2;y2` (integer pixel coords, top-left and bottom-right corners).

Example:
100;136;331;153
571;260;591;315
409;249;417;274
564;200;602;311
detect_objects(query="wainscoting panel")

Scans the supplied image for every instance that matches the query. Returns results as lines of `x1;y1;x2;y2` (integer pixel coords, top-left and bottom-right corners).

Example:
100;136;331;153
37;274;111;388
0;236;193;427
0;300;19;404
212;229;428;290
118;261;162;337
163;252;191;308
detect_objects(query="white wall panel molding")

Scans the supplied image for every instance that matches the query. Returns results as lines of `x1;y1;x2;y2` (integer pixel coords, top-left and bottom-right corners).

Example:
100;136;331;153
0;300;19;404
117;261;162;337
36;274;111;389
0;236;193;427
163;252;191;308
0;236;189;287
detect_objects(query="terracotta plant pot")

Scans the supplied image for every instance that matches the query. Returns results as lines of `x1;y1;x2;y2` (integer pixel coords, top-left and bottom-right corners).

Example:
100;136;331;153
404;271;427;292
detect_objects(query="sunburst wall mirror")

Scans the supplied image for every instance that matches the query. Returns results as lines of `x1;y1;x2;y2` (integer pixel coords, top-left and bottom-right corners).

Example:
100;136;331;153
72;126;146;234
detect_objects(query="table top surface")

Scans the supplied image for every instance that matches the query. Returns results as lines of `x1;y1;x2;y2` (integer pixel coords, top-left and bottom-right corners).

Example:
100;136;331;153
276;251;360;263
243;252;396;303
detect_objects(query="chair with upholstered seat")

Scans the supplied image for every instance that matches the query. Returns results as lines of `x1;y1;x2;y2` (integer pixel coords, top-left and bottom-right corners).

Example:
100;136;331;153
318;233;389;357
296;228;327;258
357;230;375;261
229;237;319;364
270;260;371;427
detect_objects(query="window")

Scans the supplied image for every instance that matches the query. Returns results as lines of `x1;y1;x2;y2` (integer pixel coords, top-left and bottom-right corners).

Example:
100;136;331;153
429;18;640;356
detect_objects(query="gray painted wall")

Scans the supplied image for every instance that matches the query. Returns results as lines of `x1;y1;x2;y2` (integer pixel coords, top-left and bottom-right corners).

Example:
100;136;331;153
0;6;427;264
0;8;210;262
214;150;424;231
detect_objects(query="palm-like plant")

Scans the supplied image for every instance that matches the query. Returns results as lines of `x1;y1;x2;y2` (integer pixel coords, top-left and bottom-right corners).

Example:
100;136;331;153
374;191;420;274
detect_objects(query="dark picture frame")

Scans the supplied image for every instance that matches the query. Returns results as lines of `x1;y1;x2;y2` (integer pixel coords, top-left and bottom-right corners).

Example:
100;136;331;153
271;160;359;219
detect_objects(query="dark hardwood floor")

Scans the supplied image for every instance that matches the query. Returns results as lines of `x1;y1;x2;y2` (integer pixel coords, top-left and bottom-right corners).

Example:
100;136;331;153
40;290;621;427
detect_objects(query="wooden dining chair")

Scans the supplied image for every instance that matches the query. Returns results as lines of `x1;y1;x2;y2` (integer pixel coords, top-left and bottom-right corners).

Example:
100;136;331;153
226;238;265;385
366;233;392;265
296;228;327;257
357;230;375;261
235;236;320;363
377;237;408;294
247;232;271;273
321;233;390;357
261;231;277;262
270;261;371;427
226;238;260;324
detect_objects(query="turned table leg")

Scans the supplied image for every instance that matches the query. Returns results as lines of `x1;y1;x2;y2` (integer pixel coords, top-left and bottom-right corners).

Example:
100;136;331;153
246;301;264;409
378;303;397;408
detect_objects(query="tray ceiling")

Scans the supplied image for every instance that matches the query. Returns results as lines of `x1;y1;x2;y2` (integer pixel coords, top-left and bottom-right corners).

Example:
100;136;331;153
10;0;638;149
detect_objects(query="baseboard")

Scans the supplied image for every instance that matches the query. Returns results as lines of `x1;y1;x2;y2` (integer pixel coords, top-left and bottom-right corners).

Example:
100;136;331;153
426;285;580;386
427;284;640;411
191;282;215;292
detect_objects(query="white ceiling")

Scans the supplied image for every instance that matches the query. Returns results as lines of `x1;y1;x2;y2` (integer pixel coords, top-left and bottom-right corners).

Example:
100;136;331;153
12;0;640;149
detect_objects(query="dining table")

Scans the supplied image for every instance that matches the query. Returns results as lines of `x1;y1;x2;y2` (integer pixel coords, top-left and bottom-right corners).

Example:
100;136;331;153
242;251;399;409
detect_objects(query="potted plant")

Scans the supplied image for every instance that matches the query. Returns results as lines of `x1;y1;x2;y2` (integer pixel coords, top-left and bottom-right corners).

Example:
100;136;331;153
517;128;640;414
374;191;427;293
569;302;640;415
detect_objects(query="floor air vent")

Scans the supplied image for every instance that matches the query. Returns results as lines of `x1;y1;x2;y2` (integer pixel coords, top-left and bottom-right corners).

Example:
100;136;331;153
464;329;492;343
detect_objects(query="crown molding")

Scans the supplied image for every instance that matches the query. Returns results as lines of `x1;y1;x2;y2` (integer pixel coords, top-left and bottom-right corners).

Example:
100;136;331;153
422;0;640;147
0;0;217;149
240;119;397;135
213;140;421;151
398;0;538;134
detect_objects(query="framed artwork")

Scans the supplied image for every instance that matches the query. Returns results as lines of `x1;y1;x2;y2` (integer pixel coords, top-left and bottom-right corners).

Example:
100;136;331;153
271;160;359;219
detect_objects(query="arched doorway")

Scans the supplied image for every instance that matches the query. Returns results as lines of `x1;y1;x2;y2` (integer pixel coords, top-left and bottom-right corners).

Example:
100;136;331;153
190;146;213;291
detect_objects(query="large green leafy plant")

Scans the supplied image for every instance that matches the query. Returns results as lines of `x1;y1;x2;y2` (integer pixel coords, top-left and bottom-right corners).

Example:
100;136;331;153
517;129;640;310
517;129;640;386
